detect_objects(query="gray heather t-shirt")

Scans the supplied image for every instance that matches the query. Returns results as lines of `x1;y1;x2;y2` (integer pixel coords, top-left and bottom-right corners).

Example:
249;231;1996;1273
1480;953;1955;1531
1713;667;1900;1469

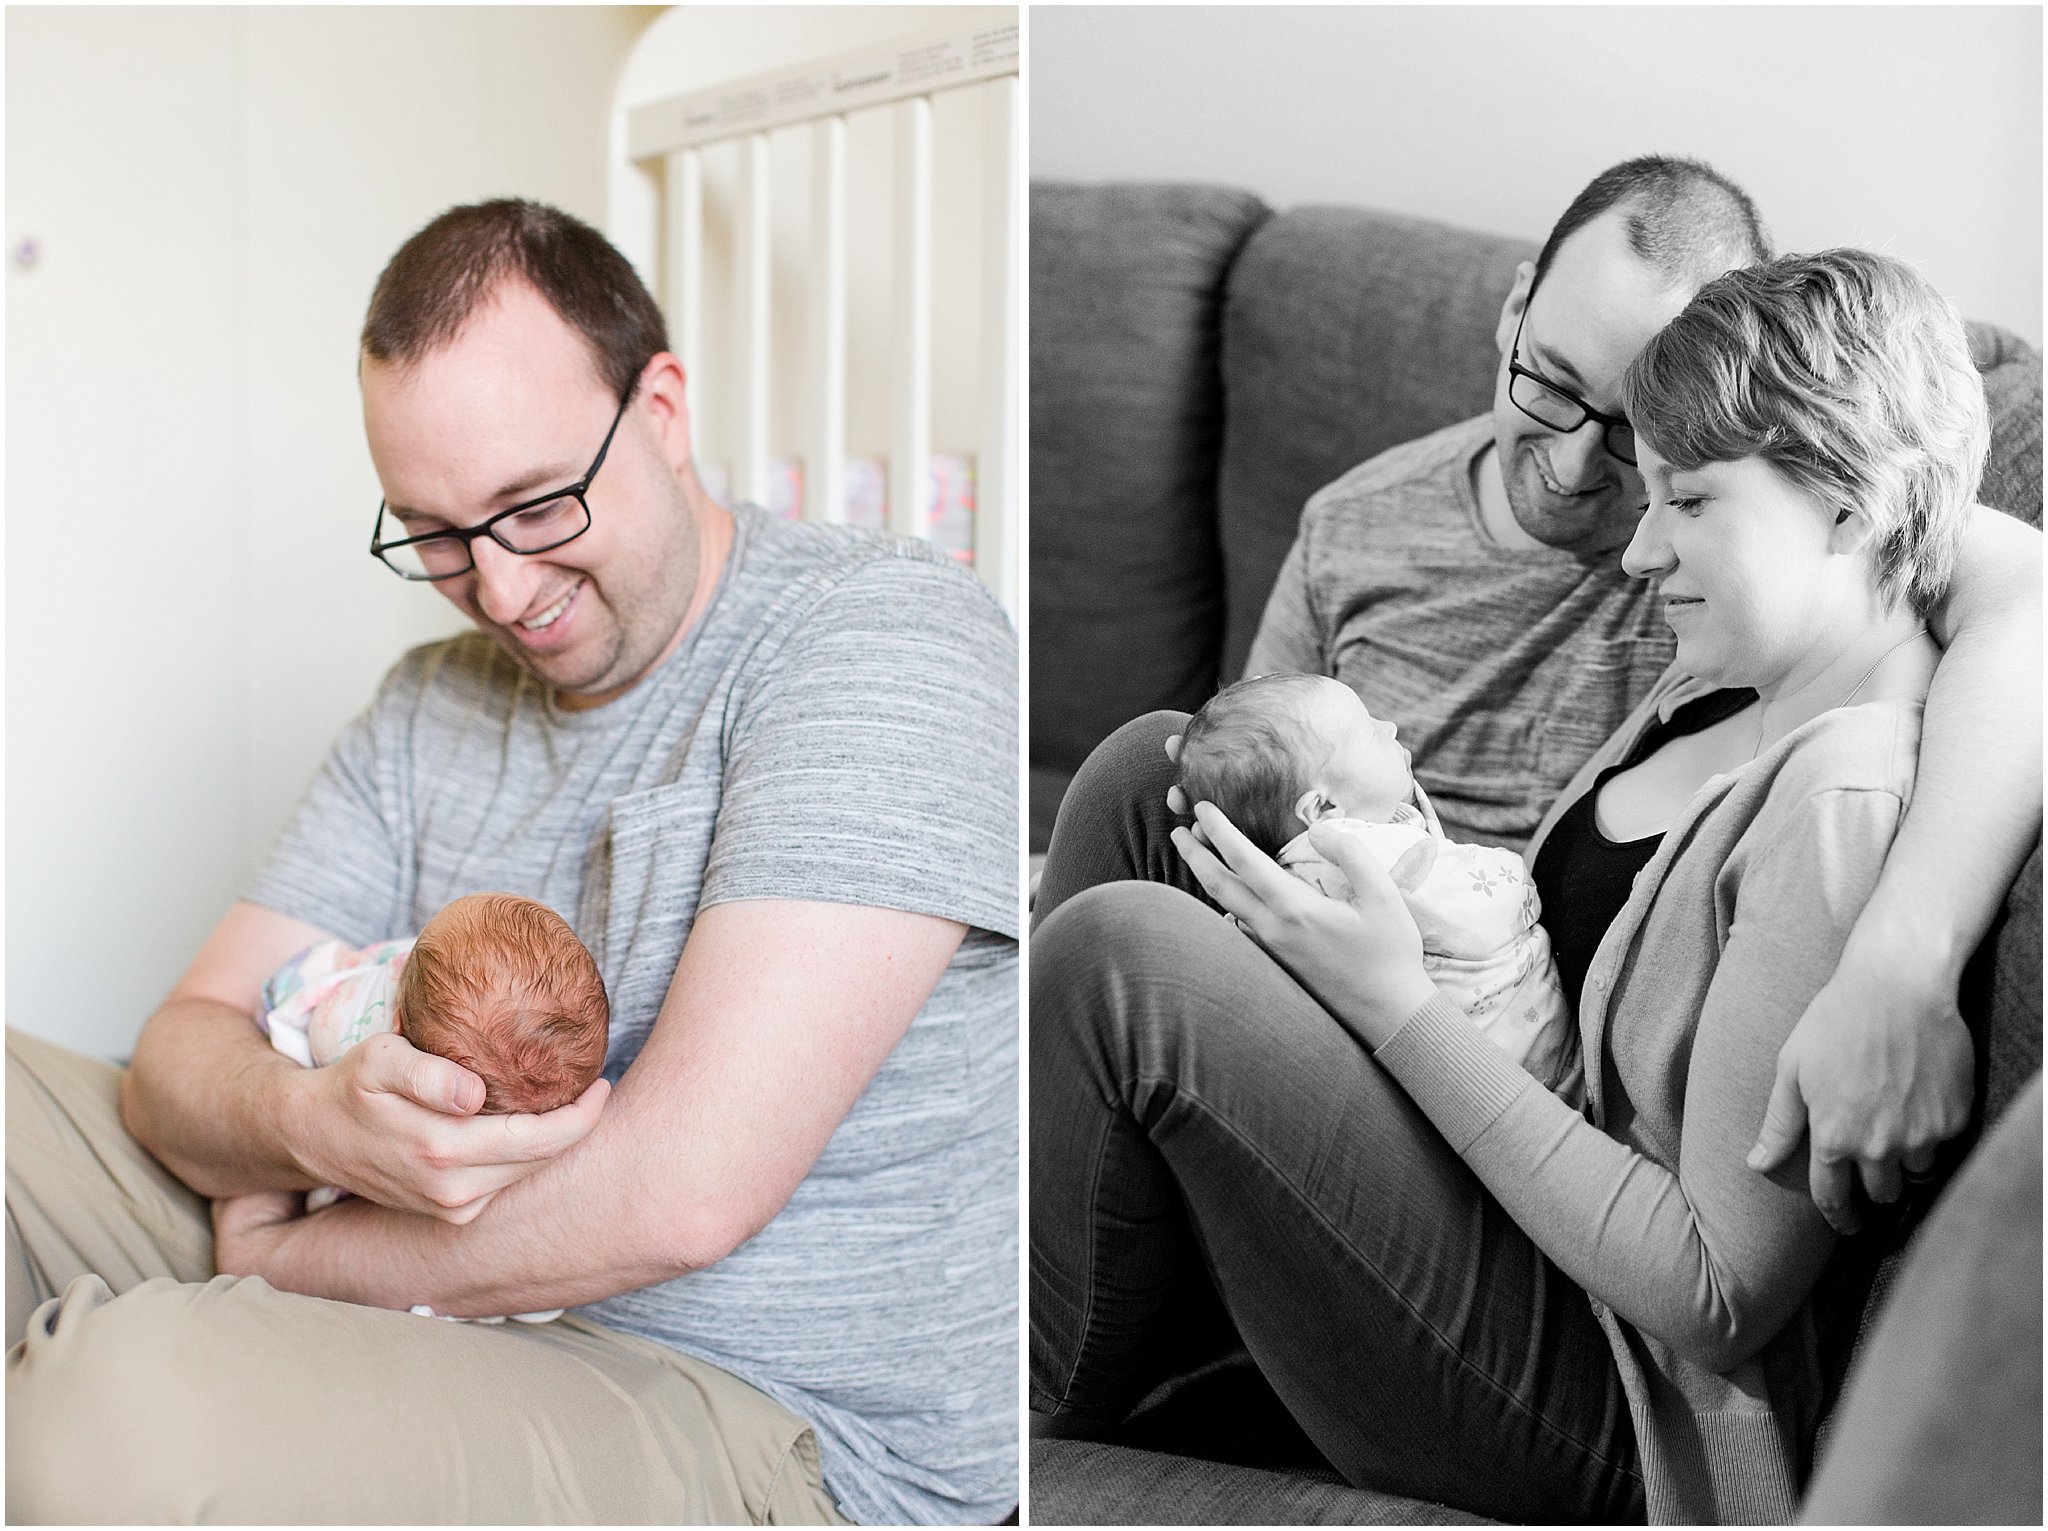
247;507;1019;1525
1248;415;1676;852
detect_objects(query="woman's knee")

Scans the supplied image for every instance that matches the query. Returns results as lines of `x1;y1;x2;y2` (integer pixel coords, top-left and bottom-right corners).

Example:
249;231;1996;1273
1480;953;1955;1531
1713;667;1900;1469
1050;711;1189;847
1078;710;1190;788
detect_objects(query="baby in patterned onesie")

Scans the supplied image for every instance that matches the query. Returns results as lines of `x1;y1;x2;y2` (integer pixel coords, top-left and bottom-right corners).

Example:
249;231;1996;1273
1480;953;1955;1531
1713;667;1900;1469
257;890;610;1320
1176;673;1581;1102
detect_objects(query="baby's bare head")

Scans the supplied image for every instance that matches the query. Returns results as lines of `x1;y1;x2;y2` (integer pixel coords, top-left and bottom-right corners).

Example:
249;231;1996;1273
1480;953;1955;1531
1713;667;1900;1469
1178;674;1414;856
396;893;608;1114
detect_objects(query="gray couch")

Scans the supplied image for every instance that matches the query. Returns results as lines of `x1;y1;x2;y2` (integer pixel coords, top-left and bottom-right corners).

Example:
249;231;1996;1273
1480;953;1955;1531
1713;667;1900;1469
1029;181;2044;1524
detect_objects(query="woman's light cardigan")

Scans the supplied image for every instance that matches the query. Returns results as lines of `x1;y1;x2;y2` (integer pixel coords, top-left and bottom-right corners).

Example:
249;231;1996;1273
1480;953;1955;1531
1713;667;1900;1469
1372;668;1919;1524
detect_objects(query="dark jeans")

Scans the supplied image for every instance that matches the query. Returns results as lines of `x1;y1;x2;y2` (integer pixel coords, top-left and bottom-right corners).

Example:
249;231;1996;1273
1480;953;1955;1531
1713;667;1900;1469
1030;713;1644;1523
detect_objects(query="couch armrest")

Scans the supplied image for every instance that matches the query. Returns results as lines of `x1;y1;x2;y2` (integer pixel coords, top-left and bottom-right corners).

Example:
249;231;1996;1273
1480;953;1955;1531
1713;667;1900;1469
1801;1076;2042;1525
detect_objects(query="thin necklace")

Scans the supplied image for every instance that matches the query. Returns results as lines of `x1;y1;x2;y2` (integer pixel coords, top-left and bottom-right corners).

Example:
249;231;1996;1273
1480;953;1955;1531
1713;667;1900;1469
1751;627;1927;760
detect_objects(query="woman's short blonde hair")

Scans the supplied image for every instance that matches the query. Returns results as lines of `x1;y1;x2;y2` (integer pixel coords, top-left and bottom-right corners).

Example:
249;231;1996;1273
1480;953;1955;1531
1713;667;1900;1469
1621;248;1987;620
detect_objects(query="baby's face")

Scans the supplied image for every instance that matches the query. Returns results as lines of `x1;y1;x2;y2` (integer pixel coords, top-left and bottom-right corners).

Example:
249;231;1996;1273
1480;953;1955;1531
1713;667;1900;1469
1301;678;1414;823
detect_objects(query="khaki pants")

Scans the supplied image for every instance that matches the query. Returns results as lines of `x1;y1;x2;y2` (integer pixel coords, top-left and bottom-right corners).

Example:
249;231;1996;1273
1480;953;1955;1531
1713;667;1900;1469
6;1028;851;1525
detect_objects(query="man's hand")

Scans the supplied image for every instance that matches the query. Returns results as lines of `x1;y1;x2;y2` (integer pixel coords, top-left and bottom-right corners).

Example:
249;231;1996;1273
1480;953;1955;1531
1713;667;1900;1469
297;1031;610;1223
1747;958;1974;1234
210;1188;309;1278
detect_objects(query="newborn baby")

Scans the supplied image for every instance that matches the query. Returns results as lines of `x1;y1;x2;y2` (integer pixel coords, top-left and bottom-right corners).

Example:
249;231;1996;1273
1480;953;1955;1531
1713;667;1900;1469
257;890;610;1321
1176;673;1580;1101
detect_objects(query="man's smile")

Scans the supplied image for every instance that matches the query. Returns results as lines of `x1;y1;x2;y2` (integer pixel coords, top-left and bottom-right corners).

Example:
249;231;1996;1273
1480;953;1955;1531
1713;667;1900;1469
511;579;584;647
1531;445;1603;502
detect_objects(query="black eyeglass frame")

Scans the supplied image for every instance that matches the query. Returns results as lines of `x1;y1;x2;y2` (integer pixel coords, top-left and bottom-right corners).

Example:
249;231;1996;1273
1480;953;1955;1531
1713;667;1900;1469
370;385;636;582
1506;296;1638;467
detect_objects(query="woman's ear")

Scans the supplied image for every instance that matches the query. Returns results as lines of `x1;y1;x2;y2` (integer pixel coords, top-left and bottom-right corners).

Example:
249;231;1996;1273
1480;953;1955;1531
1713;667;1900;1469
1294;789;1342;828
1828;504;1879;556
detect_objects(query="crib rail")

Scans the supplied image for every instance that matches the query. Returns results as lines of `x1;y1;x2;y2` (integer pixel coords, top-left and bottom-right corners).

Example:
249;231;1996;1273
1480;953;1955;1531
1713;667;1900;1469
620;23;1021;615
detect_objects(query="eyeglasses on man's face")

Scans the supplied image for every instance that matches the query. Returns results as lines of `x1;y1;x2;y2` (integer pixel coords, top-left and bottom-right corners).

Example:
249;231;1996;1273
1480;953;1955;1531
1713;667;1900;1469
370;386;635;581
1506;298;1638;467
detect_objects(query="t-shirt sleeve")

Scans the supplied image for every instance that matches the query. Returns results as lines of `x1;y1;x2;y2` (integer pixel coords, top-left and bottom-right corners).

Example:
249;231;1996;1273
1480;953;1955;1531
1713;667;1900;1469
243;661;418;948
1243;512;1324;679
701;551;1020;940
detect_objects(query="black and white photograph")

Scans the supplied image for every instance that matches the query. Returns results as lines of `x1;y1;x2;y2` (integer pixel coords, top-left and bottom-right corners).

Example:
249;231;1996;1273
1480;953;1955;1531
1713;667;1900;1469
1028;5;2042;1525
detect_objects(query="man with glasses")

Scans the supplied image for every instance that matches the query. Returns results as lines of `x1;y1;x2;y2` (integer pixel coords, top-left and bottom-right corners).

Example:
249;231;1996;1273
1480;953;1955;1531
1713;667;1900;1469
1039;155;2040;1235
10;200;1018;1525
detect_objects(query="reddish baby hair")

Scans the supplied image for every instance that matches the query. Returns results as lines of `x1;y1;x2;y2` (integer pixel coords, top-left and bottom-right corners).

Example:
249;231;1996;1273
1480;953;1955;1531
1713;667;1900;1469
397;892;608;1114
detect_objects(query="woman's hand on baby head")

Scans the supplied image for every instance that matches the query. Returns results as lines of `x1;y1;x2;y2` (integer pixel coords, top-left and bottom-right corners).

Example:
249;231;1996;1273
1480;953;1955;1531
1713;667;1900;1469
301;1032;611;1224
1172;803;1434;1048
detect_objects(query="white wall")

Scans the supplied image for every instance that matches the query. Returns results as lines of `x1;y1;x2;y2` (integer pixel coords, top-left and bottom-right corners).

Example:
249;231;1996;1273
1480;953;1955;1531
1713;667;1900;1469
6;5;660;1059
1030;5;2042;346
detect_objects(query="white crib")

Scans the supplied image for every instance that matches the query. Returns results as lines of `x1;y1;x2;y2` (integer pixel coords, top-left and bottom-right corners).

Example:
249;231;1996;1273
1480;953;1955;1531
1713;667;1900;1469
610;18;1021;617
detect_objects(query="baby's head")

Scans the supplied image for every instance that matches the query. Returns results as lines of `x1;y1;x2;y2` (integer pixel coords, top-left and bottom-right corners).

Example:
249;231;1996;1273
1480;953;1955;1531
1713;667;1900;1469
1176;674;1416;856
396;893;609;1114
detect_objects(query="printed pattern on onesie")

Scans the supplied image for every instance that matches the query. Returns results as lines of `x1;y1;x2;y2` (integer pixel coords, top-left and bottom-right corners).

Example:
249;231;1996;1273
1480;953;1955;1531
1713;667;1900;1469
258;937;415;1067
1278;809;1581;1102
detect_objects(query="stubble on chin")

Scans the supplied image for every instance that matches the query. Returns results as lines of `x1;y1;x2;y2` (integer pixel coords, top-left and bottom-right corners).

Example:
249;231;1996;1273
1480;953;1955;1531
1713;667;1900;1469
1505;451;1637;557
482;609;622;700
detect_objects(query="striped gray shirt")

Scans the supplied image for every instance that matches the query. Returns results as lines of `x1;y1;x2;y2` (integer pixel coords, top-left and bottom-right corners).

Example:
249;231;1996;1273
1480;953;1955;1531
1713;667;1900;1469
248;508;1019;1523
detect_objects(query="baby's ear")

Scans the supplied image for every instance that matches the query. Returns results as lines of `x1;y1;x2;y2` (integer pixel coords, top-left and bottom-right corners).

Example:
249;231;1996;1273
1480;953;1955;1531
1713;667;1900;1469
1293;789;1341;828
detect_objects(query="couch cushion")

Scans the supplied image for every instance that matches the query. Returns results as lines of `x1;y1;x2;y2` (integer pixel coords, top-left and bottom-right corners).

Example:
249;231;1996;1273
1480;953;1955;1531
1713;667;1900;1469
1029;182;1271;818
1967;320;2044;529
1215;207;1533;680
1030;1439;1494;1527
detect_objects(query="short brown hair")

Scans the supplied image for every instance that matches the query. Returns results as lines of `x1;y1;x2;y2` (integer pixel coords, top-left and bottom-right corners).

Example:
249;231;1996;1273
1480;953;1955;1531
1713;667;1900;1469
398;892;609;1114
361;199;669;400
1622;248;1987;621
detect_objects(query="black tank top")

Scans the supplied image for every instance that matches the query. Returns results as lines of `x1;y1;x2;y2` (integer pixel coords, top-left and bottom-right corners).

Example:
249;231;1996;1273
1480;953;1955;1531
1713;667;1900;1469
1533;689;1754;1013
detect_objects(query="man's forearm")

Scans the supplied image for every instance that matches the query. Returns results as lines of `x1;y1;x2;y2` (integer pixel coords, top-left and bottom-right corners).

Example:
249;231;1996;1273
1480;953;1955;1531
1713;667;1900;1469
122;997;317;1199
231;900;964;1312
1849;640;2042;984
267;1180;689;1317
1853;515;2043;986
231;1103;701;1314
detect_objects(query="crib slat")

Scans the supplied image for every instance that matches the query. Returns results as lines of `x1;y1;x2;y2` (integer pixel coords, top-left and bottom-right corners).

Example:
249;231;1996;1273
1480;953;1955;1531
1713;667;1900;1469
977;75;1020;612
735;131;772;508
809;115;848;525
664;149;704;421
634;36;1021;548
888;95;933;541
